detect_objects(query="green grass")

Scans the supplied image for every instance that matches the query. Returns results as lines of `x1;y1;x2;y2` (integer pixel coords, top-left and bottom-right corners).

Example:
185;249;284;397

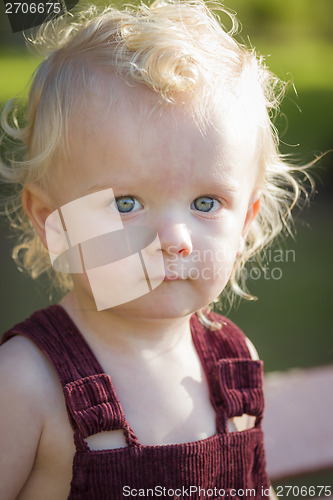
255;39;333;90
0;50;42;102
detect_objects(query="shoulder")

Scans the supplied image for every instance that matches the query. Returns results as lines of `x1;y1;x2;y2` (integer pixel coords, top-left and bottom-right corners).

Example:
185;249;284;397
196;310;260;361
1;305;64;341
0;306;70;400
0;334;58;415
1;305;72;367
244;335;260;361
0;324;66;431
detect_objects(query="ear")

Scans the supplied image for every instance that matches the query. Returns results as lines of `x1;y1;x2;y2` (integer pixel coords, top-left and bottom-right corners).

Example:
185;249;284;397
241;191;261;239
22;183;56;250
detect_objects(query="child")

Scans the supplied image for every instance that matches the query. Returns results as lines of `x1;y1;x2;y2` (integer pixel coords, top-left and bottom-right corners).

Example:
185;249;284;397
0;1;309;498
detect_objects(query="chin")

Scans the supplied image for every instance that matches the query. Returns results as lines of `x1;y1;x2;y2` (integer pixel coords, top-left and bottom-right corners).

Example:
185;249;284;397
105;286;202;320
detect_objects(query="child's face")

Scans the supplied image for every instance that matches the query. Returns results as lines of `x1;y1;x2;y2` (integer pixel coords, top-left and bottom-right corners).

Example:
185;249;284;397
50;85;259;319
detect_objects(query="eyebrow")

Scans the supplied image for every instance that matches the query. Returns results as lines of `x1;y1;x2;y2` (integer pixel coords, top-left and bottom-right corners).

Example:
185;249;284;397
87;183;113;193
202;177;240;195
87;181;239;197
86;169;240;196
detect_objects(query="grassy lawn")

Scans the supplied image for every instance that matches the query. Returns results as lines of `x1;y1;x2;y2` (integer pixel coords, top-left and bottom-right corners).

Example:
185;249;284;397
254;38;333;91
0;50;42;102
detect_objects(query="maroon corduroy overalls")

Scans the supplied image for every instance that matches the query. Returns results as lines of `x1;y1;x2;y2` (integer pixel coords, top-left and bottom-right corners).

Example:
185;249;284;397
2;305;270;499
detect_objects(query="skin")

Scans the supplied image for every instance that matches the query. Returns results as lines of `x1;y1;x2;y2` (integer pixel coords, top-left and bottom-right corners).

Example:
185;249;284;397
0;84;277;499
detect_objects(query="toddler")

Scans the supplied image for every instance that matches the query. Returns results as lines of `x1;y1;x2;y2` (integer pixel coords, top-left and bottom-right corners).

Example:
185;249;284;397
0;1;310;498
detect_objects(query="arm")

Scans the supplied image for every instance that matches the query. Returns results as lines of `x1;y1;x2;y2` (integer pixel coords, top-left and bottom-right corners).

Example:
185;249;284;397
0;336;44;499
270;484;278;500
245;337;278;500
245;336;260;361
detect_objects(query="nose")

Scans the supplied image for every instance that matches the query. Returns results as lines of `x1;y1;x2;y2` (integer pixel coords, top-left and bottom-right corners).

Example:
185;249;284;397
158;222;193;257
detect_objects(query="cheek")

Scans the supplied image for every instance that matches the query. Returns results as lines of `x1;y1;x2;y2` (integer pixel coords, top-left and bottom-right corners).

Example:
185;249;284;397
192;231;240;293
196;217;243;263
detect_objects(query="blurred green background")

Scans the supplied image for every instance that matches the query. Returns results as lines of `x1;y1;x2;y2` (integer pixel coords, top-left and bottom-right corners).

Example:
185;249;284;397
0;0;332;373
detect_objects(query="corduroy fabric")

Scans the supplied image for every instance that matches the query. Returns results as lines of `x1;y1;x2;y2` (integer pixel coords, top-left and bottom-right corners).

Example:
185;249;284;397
2;305;270;499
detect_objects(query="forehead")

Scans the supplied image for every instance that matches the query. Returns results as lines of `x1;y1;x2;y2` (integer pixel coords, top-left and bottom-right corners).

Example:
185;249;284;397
66;82;258;197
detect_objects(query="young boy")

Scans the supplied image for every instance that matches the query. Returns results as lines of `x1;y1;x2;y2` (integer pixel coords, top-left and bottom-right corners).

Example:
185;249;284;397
0;1;305;498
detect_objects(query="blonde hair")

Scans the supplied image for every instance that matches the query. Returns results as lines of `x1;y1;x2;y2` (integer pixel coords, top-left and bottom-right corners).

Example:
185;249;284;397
0;0;313;309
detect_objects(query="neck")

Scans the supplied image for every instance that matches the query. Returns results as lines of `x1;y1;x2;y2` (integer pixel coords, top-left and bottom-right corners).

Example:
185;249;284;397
60;290;193;358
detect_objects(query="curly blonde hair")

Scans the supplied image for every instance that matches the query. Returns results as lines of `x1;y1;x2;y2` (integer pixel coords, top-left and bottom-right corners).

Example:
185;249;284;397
0;0;313;308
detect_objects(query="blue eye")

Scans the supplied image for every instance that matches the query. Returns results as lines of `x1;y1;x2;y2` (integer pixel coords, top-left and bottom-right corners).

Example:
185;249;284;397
191;196;221;213
114;196;143;213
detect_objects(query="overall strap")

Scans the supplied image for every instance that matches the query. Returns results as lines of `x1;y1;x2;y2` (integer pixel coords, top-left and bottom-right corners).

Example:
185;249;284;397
2;305;103;385
1;305;139;447
190;312;265;433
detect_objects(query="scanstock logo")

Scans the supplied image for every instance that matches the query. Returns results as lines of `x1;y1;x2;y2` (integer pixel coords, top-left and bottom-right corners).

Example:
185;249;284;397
45;189;165;311
3;0;80;33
